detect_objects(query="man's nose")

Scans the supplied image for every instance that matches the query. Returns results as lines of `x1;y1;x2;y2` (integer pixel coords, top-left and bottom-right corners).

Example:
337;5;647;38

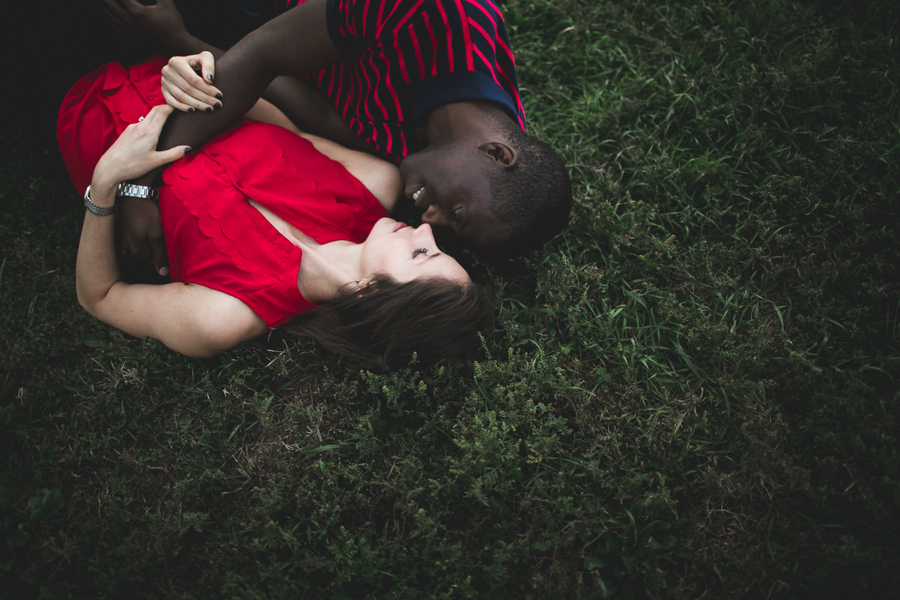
421;204;448;226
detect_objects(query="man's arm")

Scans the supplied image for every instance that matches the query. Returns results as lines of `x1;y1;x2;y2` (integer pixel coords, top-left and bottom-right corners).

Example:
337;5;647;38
130;0;340;183
103;0;370;151
115;0;347;273
153;0;341;154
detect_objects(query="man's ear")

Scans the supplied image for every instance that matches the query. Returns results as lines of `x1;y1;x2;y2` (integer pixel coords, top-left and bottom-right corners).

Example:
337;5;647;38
480;141;517;168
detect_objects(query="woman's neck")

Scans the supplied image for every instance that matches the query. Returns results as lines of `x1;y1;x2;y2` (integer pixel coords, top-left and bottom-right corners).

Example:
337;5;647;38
294;236;363;304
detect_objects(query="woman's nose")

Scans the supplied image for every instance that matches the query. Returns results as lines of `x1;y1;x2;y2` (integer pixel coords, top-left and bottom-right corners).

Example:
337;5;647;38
413;222;435;239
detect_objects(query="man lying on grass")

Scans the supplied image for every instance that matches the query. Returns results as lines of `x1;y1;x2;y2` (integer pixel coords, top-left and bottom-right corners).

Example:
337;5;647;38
100;0;572;276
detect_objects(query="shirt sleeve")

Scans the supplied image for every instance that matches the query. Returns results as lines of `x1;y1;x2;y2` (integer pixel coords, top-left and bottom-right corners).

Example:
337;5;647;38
324;0;526;129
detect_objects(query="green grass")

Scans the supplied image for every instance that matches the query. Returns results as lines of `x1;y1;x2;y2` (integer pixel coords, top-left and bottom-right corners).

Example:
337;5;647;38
2;0;899;597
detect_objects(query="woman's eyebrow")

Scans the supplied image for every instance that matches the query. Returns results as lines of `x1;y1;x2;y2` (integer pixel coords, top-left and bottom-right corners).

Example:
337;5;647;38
419;253;444;265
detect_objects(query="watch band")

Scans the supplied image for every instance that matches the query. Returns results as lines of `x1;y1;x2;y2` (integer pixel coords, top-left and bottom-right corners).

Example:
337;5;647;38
83;185;116;217
116;183;159;200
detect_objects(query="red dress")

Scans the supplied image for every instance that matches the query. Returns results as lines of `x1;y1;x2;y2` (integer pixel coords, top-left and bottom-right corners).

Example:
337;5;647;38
58;58;389;327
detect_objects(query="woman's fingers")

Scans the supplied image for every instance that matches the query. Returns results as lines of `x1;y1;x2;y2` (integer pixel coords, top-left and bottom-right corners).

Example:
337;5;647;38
161;53;222;112
157;145;194;165
161;74;215;112
95;105;188;186
138;106;191;166
160;86;196;113
194;50;216;85
142;103;174;128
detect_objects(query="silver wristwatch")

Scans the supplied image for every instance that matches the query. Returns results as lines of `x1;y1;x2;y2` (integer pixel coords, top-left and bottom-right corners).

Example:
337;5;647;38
83;185;116;217
116;183;159;200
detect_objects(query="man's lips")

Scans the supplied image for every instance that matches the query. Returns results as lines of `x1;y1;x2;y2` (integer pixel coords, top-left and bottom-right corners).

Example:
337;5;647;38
405;184;425;207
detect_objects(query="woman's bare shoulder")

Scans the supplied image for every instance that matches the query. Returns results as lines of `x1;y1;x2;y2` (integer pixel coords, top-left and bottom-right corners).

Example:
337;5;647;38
91;281;268;357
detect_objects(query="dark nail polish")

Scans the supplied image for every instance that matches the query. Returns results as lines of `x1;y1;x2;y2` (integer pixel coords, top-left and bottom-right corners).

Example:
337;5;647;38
184;147;193;154
215;93;223;100
214;102;222;109
205;107;212;113
188;107;195;113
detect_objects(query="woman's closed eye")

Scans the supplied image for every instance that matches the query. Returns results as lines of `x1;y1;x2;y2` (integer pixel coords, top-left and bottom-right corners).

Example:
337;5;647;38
413;248;428;258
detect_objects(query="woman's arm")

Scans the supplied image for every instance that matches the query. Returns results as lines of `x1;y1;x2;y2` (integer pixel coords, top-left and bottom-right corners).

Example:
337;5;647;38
76;105;268;357
77;276;267;358
76;105;189;311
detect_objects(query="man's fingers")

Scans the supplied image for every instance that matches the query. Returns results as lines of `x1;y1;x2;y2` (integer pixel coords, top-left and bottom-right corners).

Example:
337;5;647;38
100;0;148;32
108;20;128;36
119;198;153;264
119;197;165;271
99;0;129;22
150;232;170;277
100;4;128;33
145;199;170;277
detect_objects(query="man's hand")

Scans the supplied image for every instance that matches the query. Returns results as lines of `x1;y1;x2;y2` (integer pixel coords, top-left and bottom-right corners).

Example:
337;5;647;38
118;196;170;276
96;105;191;277
100;0;188;50
162;52;223;113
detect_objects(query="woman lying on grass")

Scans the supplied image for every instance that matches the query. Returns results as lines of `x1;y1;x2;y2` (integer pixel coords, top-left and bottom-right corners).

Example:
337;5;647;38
60;58;491;367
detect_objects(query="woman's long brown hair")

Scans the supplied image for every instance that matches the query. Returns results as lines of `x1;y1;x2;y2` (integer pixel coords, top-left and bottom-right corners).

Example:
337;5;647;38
284;274;493;368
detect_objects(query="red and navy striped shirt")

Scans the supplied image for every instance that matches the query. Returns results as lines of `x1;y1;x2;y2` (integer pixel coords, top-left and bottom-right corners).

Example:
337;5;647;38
279;0;525;162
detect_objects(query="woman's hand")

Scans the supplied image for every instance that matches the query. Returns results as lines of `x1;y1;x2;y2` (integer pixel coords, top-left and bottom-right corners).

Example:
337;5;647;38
162;52;223;113
92;105;192;193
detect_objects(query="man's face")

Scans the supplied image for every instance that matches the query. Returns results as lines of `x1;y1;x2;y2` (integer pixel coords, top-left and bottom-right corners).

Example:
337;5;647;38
399;142;512;251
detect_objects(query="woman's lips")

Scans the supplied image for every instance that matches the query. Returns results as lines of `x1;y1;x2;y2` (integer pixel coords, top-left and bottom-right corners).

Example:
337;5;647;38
392;221;408;233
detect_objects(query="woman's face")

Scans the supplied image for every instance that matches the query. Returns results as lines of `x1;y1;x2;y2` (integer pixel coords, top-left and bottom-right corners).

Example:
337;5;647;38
360;218;470;285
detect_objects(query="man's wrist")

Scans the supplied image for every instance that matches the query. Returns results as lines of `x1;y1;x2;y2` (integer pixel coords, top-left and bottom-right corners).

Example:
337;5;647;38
166;31;217;58
117;183;160;200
